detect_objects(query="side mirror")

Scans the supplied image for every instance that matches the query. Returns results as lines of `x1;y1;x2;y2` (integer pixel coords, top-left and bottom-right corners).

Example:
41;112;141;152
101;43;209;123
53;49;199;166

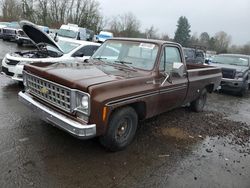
161;62;184;86
172;62;184;77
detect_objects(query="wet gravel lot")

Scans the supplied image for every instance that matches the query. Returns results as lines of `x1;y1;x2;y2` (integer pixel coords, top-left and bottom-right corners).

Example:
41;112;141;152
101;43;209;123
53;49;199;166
0;40;250;187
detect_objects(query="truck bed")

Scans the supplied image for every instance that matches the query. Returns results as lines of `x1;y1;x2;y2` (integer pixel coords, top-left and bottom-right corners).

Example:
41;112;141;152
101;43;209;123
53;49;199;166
186;63;210;70
184;63;222;104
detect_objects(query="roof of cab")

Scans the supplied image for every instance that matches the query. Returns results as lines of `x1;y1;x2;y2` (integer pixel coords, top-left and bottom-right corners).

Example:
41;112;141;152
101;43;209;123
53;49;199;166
107;37;181;46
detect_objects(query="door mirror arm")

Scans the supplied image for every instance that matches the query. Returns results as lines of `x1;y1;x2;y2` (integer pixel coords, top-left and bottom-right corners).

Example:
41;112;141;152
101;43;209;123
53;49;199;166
161;72;172;86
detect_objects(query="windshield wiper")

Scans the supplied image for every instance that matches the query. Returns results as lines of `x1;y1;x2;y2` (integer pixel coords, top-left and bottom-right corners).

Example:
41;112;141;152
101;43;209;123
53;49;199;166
114;60;136;70
114;60;132;65
92;57;107;63
93;57;107;60
229;63;242;66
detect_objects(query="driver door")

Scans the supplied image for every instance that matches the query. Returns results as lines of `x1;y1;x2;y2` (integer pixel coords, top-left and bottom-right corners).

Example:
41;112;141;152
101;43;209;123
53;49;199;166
157;45;188;114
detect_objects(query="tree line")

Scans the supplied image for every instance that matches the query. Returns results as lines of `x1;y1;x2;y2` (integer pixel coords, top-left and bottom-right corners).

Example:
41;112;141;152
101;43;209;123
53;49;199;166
0;0;249;55
173;16;250;55
1;0;104;32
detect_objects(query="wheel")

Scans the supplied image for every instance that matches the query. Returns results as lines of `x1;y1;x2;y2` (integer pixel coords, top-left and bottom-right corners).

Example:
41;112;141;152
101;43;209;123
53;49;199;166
99;106;138;151
190;88;207;112
238;80;249;97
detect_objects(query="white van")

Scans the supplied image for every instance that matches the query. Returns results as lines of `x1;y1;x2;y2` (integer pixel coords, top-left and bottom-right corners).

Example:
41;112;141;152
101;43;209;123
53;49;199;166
57;23;94;41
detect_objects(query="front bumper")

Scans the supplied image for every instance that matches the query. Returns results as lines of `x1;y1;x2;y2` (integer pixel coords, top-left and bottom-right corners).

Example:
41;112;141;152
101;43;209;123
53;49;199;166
2;35;16;41
18;91;96;139
220;78;244;91
1;60;23;81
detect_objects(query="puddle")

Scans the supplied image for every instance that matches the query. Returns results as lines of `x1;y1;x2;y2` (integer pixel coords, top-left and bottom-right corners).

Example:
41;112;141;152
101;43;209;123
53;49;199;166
161;127;191;140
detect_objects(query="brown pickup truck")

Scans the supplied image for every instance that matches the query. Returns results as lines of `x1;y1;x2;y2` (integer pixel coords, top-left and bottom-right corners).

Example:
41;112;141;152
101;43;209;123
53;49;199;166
18;38;222;151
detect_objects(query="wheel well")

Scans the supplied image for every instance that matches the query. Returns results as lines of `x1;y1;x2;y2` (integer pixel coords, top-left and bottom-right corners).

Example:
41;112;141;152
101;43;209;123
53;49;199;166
206;84;214;93
129;102;146;120
108;102;146;123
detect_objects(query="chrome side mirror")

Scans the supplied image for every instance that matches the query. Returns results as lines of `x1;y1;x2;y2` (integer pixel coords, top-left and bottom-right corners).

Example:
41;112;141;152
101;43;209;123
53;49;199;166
172;62;184;77
161;62;184;86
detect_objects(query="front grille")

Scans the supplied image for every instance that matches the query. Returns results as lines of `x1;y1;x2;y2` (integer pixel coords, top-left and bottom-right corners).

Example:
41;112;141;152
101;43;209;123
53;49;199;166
1;66;14;76
6;59;19;66
3;29;16;34
221;68;236;79
26;72;72;112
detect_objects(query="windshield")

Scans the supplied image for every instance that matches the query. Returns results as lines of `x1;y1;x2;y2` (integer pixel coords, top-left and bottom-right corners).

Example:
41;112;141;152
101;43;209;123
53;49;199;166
7;22;20;29
91;40;159;70
57;29;77;38
211;55;249;67
47;40;80;54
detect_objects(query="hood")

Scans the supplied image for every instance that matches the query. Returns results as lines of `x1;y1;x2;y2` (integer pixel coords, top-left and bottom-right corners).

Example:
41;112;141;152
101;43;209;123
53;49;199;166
209;63;249;73
19;20;63;53
24;62;144;92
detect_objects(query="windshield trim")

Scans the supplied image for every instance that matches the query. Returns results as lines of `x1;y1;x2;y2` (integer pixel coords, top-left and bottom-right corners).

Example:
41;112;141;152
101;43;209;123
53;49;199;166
91;40;161;72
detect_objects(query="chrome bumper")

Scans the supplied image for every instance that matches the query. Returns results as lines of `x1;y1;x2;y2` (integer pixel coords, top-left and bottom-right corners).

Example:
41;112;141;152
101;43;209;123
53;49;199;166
220;78;244;90
18;91;96;139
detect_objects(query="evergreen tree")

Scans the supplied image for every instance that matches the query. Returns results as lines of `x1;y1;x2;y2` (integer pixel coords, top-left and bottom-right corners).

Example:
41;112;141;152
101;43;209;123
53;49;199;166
174;16;191;47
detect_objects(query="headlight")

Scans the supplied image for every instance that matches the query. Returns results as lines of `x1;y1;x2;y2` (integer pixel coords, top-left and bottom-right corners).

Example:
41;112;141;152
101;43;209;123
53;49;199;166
75;92;90;115
235;72;243;79
3;57;8;64
23;72;27;86
81;95;89;109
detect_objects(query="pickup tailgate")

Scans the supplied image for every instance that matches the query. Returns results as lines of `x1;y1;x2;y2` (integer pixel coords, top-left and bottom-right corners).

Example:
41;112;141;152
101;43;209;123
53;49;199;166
184;64;222;104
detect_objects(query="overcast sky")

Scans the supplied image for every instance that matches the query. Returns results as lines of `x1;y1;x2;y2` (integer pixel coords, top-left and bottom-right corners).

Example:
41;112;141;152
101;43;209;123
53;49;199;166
99;0;250;45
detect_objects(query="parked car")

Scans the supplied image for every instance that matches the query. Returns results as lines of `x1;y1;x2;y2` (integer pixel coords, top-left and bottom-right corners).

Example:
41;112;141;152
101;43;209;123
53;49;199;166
16;25;49;46
2;22;20;41
57;23;94;41
18;38;222;151
0;22;9;39
210;54;250;96
94;31;113;43
1;21;101;82
183;47;205;64
205;50;216;64
16;29;34;46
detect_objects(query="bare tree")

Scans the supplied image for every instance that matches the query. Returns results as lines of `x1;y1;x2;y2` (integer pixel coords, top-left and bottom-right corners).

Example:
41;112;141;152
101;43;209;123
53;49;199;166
35;0;49;25
64;0;102;32
228;42;250;55
1;0;22;20
199;32;210;48
48;0;68;26
214;31;231;53
145;25;158;39
109;12;141;37
161;33;171;41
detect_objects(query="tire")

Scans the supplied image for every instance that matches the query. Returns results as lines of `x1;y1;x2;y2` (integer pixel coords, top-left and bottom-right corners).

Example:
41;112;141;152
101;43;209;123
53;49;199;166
190;88;207;112
99;106;138;151
238;80;249;97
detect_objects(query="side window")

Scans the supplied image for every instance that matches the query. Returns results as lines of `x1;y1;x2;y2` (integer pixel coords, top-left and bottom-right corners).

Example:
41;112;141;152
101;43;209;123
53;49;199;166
159;46;182;74
73;46;94;57
92;45;99;55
